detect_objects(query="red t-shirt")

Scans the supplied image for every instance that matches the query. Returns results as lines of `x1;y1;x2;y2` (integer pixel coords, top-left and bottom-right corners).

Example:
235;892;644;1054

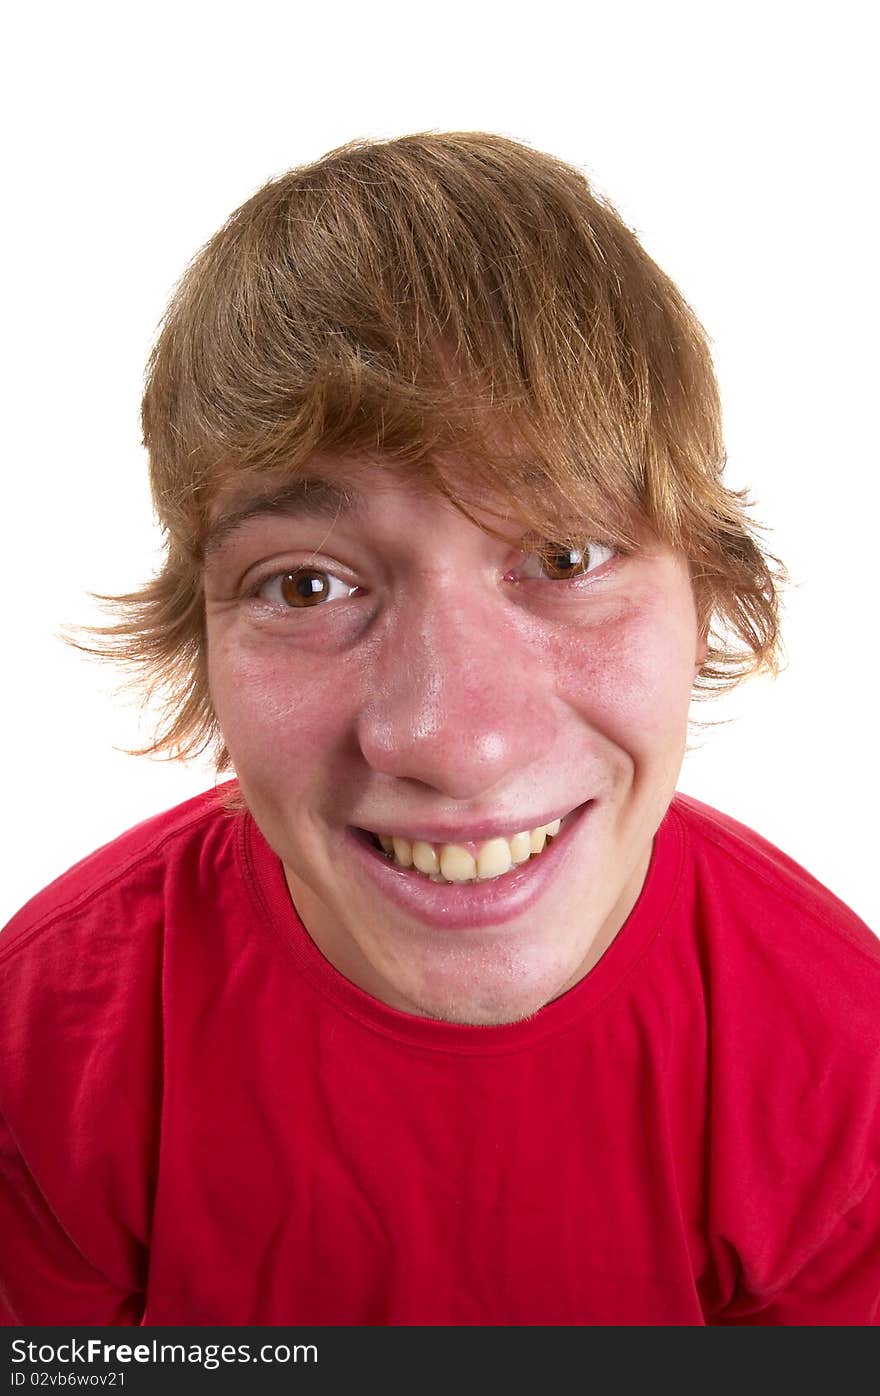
1;787;879;1326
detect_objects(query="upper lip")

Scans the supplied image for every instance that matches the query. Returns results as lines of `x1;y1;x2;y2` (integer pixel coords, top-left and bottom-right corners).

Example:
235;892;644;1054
354;801;587;844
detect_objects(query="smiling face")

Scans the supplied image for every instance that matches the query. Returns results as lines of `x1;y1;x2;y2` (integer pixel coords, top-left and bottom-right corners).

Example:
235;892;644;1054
204;459;706;1025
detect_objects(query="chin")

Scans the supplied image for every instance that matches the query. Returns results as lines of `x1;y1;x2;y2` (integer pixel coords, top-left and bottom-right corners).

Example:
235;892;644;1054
391;946;582;1026
427;1000;544;1028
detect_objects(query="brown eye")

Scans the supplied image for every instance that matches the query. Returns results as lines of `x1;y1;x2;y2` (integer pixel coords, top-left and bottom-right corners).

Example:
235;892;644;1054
510;540;617;586
257;566;360;611
279;570;332;606
540;547;591;579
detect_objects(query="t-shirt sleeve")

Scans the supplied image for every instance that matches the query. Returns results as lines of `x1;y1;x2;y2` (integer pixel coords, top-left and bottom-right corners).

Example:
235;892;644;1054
0;1113;144;1326
711;1172;880;1326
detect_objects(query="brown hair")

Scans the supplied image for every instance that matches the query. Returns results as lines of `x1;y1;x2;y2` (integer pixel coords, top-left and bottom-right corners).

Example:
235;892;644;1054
83;131;784;768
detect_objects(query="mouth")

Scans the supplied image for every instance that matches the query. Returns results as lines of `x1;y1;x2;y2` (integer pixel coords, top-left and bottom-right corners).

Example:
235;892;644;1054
363;815;567;884
345;801;594;931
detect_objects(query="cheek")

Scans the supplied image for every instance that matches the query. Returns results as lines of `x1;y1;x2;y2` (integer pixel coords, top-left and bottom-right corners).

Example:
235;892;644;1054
208;637;355;777
544;594;698;753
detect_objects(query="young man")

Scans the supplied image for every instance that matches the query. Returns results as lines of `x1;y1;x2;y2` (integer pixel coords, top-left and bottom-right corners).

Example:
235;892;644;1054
2;133;878;1326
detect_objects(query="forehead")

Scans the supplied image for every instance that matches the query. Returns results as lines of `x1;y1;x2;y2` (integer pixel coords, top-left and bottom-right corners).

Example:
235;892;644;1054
203;459;538;559
204;474;359;556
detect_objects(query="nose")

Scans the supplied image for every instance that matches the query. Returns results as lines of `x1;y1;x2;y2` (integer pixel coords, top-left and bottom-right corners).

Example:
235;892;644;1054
355;583;556;800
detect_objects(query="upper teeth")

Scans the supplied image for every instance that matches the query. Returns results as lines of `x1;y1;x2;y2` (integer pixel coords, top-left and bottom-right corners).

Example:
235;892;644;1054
375;819;564;883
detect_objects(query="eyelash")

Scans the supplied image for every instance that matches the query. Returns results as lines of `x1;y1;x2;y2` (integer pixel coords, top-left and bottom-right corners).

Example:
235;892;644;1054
249;543;620;612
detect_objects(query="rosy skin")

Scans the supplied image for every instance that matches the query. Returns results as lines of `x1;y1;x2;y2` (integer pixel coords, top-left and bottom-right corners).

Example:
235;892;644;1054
204;461;707;1026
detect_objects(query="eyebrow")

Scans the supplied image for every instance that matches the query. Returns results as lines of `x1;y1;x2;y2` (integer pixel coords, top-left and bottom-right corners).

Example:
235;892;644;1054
203;477;362;556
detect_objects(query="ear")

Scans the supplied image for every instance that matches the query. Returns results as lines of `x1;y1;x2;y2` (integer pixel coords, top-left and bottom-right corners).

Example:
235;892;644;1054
694;628;709;671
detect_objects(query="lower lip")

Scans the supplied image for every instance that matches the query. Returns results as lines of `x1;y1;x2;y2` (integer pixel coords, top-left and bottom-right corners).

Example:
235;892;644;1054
343;802;593;931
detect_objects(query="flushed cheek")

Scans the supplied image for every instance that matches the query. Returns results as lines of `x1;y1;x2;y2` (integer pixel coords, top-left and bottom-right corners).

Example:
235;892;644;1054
208;638;356;782
544;596;698;755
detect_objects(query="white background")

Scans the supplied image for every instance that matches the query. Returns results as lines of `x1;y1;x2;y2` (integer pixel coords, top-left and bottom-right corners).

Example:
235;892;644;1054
3;1;877;928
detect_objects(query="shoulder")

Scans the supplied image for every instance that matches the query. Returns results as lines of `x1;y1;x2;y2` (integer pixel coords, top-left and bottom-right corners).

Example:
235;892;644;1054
0;781;247;1162
0;787;242;1295
668;791;879;966
664;795;880;1296
0;782;246;1077
664;792;880;1174
1;782;243;968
